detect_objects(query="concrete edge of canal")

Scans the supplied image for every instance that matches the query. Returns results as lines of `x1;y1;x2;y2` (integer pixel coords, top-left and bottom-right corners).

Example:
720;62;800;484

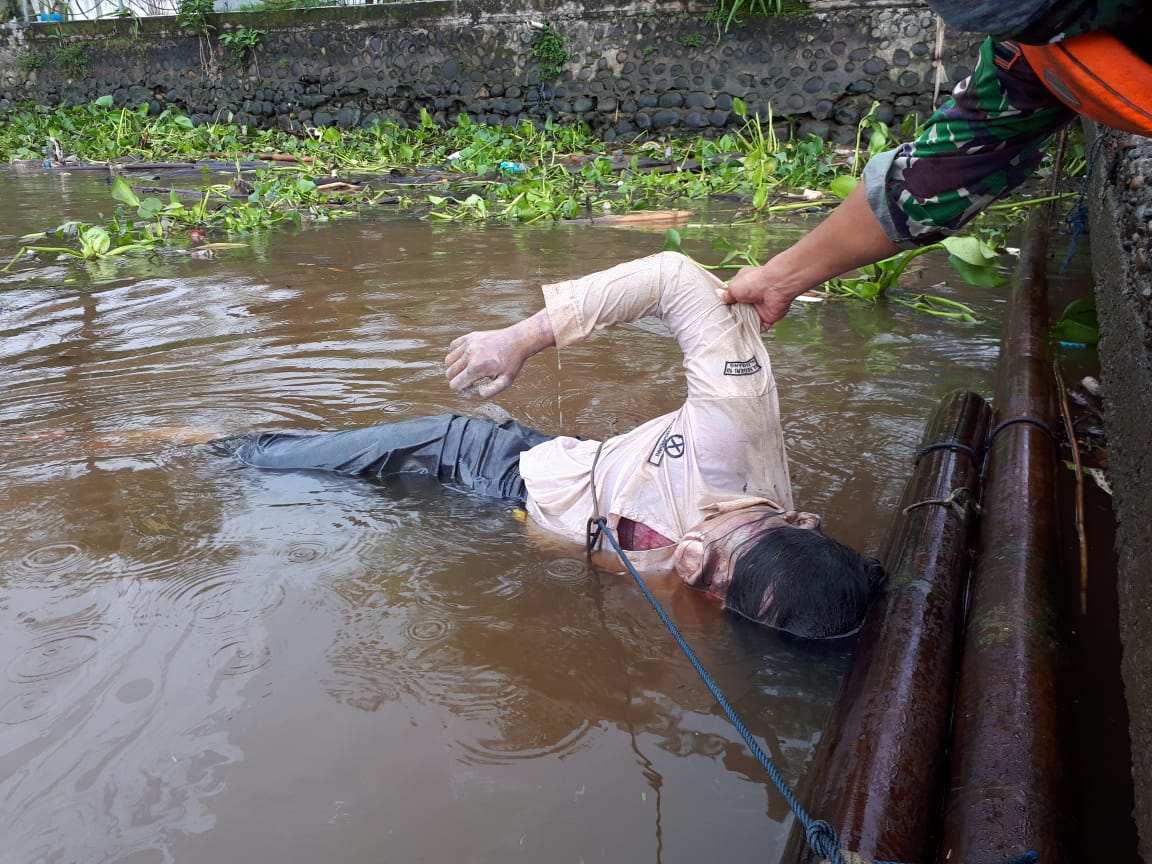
1089;123;1152;864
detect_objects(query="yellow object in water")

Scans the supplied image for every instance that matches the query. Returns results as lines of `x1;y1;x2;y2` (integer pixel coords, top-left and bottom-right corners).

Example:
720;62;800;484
510;508;527;522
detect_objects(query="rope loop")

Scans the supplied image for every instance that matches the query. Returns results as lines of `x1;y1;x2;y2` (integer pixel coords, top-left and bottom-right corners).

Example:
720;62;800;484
987;415;1059;448
914;440;979;469
585;516;604;553
806;819;844;863
586;440;608;553
902;485;980;517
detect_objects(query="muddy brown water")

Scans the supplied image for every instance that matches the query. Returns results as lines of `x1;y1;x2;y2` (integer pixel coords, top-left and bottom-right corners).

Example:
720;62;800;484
0;170;1005;864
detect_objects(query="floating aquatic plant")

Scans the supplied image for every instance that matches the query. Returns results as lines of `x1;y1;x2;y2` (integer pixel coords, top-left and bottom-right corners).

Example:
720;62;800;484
0;98;1051;317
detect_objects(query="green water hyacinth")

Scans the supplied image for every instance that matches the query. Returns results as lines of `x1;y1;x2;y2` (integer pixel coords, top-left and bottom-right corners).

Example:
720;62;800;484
665;228;1005;323
0;98;1065;317
3;223;156;271
824;235;1006;321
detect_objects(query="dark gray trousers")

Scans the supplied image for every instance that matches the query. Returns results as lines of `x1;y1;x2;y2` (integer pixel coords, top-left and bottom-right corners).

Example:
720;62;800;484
217;414;553;503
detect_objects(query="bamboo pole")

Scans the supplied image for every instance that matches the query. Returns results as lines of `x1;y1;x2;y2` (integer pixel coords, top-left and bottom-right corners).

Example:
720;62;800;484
939;207;1067;863
787;388;990;863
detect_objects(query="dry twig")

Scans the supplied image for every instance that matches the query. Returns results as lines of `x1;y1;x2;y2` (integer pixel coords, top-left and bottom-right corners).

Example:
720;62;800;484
1054;358;1088;614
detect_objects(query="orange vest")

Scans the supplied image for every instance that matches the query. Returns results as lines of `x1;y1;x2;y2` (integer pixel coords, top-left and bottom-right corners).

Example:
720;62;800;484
1020;31;1152;136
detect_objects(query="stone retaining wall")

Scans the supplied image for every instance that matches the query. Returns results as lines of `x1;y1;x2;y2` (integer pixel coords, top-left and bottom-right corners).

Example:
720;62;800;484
0;0;977;142
1088;126;1152;864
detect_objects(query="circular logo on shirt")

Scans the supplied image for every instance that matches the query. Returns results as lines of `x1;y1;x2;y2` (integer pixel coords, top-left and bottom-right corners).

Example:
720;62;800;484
664;434;685;458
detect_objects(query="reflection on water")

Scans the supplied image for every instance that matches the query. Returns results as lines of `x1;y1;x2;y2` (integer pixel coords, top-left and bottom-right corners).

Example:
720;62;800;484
0;171;1002;864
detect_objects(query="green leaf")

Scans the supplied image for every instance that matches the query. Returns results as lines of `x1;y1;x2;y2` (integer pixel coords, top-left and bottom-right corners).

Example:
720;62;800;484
941;235;998;266
896;293;980;322
174;116;194;130
1051;299;1099;344
1050;320;1099;344
827;274;883;300
48;220;85;239
110;176;140;208
80;226;111;256
663;228;683;253
295;177;317;194
829;174;859;200
94;94;115;108
946;252;1007;287
752;184;768;210
138;197;164;218
1058;298;1097;325
732;96;747;119
24;245;83;259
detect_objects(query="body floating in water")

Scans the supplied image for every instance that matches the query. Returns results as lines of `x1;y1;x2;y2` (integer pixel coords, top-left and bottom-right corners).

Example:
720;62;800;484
223;252;885;638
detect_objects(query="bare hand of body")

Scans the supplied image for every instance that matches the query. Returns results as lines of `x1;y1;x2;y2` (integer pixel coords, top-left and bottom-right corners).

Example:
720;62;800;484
445;308;556;399
445;328;529;399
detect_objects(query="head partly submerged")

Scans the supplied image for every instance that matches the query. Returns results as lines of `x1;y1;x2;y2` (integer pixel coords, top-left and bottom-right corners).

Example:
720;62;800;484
673;507;886;639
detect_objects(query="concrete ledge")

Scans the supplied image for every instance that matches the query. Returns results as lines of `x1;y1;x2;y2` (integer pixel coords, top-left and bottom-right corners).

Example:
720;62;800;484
1088;124;1152;864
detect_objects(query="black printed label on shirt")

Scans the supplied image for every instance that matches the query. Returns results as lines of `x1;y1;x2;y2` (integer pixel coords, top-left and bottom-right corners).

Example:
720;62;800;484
724;357;762;376
647;422;676;466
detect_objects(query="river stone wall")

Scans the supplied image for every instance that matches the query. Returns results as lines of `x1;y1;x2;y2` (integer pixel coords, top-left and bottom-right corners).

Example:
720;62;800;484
0;0;977;143
1088;126;1152;864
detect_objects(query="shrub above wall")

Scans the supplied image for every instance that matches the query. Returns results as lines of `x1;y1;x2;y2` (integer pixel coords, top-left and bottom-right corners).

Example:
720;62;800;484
0;0;977;142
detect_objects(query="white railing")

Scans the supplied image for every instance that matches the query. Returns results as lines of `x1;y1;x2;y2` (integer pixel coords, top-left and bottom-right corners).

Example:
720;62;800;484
23;0;373;22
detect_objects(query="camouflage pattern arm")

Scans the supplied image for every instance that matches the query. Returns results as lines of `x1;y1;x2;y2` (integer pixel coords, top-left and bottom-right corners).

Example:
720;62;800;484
863;38;1076;249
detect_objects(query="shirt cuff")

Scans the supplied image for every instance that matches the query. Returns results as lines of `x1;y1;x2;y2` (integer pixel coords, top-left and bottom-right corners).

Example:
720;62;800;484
540;279;586;350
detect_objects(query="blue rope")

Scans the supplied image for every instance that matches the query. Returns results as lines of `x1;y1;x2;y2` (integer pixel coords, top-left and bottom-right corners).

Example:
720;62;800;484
594;518;845;861
594;516;1040;864
1061;133;1107;274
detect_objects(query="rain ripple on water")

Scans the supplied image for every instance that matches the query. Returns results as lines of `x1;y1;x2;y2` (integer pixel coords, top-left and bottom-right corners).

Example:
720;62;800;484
7;631;105;684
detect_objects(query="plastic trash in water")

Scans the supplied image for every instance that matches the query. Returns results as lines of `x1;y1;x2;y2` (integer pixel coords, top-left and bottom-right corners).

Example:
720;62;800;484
499;161;527;173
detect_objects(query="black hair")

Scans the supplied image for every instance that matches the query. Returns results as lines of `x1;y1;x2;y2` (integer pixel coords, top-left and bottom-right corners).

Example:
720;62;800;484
724;526;886;639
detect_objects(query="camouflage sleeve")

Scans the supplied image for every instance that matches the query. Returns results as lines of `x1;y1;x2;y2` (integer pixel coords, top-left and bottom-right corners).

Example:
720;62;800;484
923;0;1056;42
863;38;1076;248
924;0;1145;42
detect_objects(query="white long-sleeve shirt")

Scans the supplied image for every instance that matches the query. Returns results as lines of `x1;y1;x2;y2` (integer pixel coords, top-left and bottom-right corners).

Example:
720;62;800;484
518;252;794;570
